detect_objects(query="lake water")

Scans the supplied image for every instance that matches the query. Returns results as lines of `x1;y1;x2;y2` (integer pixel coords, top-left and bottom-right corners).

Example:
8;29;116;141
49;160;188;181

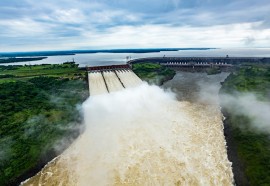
1;48;270;67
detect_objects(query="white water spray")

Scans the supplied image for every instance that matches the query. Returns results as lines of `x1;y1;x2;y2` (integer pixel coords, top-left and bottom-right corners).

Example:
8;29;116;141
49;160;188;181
22;72;233;186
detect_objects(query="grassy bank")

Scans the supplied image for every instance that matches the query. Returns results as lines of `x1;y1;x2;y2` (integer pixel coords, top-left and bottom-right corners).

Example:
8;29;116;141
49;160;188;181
132;62;176;85
0;62;86;83
0;63;88;185
220;66;270;186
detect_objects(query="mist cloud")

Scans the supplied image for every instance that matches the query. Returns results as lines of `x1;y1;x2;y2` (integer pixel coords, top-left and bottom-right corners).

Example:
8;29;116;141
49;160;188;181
22;82;233;185
220;92;270;133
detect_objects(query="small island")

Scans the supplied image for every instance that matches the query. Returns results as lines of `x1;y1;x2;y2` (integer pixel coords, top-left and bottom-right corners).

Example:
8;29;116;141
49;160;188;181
0;57;48;64
132;62;176;85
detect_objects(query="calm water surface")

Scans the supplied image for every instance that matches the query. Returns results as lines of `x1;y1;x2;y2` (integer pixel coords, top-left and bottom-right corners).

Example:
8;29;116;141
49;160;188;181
1;48;270;66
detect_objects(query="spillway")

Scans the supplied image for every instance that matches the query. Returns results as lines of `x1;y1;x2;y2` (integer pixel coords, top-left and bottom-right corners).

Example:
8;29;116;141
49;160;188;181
102;71;124;93
88;72;108;96
88;66;142;96
115;70;142;88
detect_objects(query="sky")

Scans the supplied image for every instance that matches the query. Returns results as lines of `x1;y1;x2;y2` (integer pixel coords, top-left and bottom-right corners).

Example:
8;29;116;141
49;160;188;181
1;0;270;52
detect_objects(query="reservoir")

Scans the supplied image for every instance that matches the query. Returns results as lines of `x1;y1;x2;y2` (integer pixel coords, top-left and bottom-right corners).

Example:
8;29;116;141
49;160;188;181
1;48;270;66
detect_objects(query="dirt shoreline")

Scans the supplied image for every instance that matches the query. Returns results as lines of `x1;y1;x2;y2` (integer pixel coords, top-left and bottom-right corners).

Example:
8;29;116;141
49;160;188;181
222;108;250;186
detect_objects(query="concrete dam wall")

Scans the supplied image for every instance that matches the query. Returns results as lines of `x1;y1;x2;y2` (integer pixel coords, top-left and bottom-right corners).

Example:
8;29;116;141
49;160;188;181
88;65;142;96
128;56;270;65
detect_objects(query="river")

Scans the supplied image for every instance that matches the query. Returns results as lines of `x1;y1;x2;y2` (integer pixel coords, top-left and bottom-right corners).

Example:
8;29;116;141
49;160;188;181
22;71;234;186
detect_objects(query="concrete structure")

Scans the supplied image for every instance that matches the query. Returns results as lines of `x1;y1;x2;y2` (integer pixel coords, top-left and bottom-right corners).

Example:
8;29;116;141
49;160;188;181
87;64;142;96
87;64;131;72
128;56;270;69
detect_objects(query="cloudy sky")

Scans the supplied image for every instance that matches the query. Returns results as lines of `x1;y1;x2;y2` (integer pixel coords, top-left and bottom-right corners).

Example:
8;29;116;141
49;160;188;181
1;0;270;52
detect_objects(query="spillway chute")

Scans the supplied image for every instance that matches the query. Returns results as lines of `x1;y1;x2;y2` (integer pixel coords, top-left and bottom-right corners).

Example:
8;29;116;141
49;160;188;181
88;72;108;96
87;64;142;96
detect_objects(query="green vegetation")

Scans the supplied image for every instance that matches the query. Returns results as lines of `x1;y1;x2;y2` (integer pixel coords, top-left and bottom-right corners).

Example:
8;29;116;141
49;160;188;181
0;62;85;83
221;66;270;97
0;57;47;63
132;62;176;85
0;63;88;185
220;66;270;186
206;67;221;75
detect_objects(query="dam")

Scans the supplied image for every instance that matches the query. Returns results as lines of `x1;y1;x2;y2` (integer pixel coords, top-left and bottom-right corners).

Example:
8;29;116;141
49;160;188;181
128;56;270;71
128;56;270;65
87;64;142;96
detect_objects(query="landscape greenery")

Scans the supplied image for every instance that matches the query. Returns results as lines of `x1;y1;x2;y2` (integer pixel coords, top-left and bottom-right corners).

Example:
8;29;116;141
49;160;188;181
206;66;221;75
220;66;270;186
132;62;176;85
0;63;88;185
0;62;85;83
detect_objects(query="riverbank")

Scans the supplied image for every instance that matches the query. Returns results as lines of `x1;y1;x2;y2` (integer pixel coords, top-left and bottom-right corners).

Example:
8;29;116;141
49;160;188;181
222;109;250;186
221;73;249;186
219;66;270;186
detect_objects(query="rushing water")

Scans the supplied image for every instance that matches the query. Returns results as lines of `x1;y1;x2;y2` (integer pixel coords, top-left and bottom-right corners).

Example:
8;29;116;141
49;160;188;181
88;72;108;96
88;70;142;96
115;70;142;88
103;71;124;93
163;72;230;103
22;71;233;186
2;48;270;66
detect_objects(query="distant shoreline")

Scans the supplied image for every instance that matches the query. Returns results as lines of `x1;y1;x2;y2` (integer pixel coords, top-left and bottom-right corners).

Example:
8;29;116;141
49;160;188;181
0;57;48;64
0;48;216;58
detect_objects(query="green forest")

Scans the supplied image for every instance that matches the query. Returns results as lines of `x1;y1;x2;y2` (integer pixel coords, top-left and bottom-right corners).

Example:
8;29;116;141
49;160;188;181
220;66;270;186
0;62;85;83
0;63;88;185
132;62;176;85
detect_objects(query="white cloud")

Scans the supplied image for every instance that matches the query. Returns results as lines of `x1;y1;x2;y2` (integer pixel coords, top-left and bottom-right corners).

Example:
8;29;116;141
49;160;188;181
1;0;270;51
46;9;86;24
90;10;140;24
0;18;51;37
77;22;270;49
1;21;270;52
